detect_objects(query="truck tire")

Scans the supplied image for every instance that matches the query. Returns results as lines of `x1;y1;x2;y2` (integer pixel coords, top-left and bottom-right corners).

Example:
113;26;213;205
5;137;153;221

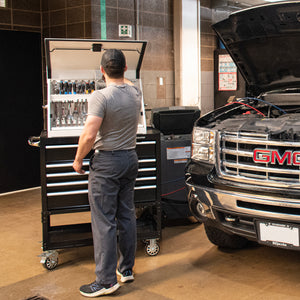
204;224;248;249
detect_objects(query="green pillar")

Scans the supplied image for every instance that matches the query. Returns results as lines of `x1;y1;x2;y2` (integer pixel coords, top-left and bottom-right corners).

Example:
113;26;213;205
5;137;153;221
100;0;106;39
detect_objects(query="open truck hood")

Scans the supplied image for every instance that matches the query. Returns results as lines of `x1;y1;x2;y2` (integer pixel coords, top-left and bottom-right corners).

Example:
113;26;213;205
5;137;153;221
212;1;300;95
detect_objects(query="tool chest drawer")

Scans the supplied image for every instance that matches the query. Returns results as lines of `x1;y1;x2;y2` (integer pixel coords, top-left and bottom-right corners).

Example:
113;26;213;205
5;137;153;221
40;134;90;213
135;129;161;204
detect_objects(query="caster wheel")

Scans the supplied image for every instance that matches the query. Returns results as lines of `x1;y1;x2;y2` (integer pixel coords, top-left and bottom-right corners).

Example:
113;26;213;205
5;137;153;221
43;256;58;270
41;251;59;270
145;241;160;256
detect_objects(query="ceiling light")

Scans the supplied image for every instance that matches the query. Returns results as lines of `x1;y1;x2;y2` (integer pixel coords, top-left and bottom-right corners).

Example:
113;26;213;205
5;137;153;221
264;0;286;2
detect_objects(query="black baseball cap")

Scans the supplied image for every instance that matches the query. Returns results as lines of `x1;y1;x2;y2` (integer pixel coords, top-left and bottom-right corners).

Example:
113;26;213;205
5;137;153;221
101;49;126;70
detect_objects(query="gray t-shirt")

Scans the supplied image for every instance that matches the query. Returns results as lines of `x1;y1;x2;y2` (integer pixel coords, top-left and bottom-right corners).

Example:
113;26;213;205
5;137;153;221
88;83;142;151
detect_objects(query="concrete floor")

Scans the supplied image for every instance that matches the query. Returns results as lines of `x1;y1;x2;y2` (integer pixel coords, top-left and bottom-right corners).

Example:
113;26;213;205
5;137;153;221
1;189;300;300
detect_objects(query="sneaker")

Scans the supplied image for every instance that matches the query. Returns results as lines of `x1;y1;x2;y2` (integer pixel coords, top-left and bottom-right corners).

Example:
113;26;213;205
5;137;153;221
79;281;120;297
117;269;134;283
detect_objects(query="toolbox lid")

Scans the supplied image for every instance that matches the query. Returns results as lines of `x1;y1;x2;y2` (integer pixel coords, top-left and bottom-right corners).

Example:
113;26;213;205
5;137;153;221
45;39;147;80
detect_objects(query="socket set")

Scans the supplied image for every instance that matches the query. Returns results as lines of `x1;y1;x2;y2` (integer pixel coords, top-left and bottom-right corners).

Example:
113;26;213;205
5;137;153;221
51;79;106;95
49;79;107;128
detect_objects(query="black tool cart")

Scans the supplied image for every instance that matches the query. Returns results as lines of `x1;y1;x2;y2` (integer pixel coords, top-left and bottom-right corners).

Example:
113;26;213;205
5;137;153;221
30;39;161;270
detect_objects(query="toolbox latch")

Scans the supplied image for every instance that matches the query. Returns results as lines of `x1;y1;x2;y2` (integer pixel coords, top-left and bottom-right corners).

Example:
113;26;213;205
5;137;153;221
92;43;102;52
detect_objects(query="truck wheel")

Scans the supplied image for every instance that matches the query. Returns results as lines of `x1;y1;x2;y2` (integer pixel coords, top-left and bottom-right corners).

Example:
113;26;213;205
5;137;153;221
204;224;248;249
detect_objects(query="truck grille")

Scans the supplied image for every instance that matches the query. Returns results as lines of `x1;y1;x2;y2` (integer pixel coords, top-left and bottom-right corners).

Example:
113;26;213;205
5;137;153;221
218;131;300;188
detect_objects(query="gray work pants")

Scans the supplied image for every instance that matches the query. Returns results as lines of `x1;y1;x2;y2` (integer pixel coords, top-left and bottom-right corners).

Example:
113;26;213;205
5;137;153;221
88;149;138;285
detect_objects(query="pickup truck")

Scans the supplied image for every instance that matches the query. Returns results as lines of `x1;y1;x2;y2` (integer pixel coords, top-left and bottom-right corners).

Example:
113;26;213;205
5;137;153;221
186;1;300;250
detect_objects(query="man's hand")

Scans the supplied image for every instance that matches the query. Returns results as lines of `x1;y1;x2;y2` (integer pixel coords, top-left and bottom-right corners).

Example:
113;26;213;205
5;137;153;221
73;159;85;174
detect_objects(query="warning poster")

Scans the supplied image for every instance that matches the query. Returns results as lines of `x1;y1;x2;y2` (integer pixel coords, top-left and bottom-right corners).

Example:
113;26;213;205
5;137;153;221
218;54;237;91
166;146;191;164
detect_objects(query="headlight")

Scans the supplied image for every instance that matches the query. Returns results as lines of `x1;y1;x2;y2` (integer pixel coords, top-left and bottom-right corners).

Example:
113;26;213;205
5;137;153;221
192;127;216;163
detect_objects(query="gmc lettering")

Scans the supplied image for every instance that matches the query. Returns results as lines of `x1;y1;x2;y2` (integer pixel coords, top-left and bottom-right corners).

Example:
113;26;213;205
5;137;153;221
253;149;300;166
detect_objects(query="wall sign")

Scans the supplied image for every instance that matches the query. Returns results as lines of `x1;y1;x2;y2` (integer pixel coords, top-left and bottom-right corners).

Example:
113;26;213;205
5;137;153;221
218;54;237;91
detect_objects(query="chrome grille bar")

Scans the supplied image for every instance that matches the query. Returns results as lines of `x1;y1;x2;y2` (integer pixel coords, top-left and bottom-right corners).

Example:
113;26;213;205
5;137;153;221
218;131;300;188
223;161;300;175
222;136;300;147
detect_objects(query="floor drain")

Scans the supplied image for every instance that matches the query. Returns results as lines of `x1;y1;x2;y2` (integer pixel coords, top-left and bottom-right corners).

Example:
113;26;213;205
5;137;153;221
24;296;49;300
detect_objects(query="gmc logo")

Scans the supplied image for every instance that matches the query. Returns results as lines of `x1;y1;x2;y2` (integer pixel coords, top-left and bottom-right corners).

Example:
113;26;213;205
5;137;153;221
253;149;300;166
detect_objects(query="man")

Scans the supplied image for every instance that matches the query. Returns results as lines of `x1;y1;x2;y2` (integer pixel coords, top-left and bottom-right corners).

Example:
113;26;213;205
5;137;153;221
73;49;141;297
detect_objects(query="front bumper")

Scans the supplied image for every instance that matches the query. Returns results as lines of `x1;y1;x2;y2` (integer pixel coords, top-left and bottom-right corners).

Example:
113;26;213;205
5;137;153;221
186;177;300;241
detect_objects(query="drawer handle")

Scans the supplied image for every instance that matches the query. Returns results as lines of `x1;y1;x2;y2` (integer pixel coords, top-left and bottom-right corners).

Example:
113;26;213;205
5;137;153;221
47;189;88;196
134;185;156;190
136;141;156;145
28;136;40;148
138;168;156;172
47;171;89;177
138;159;156;163
46;161;89;168
46;144;78;149
47;180;88;187
136;177;156;181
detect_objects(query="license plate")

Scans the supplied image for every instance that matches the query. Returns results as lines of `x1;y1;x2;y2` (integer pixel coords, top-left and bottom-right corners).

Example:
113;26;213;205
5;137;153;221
257;221;300;248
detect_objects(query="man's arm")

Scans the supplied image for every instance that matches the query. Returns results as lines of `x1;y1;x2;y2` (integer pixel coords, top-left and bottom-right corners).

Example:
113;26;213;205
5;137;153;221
73;115;103;174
